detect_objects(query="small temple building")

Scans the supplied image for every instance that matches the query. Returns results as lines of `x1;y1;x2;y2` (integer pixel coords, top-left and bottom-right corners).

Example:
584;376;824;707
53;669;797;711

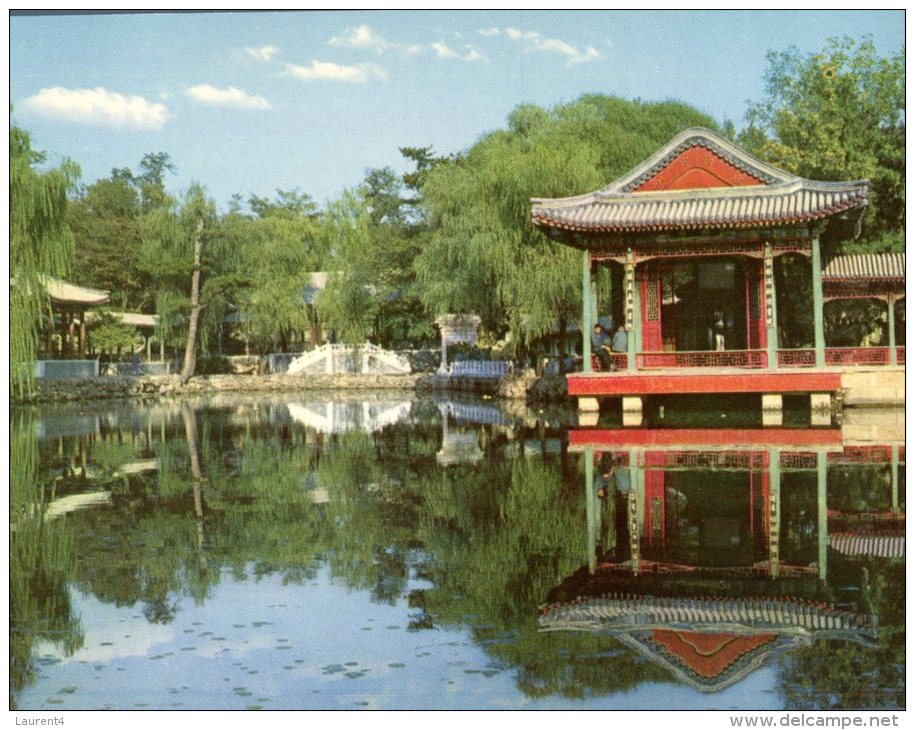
530;128;902;421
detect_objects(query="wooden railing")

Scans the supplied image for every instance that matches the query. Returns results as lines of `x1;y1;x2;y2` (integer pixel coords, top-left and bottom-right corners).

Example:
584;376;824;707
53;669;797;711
636;350;768;369
826;347;891;366
590;353;628;372
779;347;905;367
777;349;816;368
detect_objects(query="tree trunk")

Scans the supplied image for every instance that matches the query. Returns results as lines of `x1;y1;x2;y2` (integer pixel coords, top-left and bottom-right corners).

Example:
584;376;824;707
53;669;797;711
180;217;205;384
182;404;208;572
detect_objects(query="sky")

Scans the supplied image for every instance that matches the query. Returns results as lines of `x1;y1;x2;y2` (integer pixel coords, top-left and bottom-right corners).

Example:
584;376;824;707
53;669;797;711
9;9;905;211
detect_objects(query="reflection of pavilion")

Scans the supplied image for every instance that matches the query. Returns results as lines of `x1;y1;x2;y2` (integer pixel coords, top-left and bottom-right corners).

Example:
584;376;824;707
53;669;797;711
540;569;877;693
286;399;412;434
540;427;900;693
571;427;903;579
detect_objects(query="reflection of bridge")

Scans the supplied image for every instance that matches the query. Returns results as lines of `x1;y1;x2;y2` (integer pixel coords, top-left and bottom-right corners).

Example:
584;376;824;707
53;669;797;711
286;399;412;434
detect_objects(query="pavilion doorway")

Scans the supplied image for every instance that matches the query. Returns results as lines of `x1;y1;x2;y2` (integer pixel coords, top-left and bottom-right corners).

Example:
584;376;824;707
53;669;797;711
646;257;761;353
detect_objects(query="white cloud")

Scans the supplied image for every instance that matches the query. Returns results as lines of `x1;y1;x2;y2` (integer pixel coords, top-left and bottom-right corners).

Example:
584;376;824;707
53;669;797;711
430;42;487;62
285;60;388;83
330;24;424;57
186;84;271;110
484;27;602;66
20;86;169;130
246;45;279;62
330;24;390;53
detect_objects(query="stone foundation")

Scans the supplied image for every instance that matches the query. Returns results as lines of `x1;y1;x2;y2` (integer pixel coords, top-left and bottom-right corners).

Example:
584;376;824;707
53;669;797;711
841;368;905;407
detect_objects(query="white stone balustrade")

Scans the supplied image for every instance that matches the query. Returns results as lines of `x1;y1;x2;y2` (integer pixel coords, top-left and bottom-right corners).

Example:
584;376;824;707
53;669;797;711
448;360;514;378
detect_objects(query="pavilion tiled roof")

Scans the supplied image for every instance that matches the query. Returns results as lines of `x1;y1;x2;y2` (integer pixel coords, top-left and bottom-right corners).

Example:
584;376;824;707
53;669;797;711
539;593;877;693
41;275;110;306
531;128;869;235
539;594;876;638
829;532;905;559
822;252;905;283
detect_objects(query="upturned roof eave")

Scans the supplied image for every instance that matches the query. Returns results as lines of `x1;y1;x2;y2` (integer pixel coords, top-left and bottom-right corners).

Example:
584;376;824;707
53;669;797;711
531;177;870;211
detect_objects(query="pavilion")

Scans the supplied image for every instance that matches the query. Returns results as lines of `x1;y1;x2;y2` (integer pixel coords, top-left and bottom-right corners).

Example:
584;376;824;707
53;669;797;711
40;275;110;358
531;128;901;420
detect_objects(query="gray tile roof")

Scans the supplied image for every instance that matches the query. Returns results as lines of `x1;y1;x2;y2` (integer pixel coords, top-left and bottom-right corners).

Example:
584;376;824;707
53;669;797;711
822;252;905;282
539;594;877;636
531;128;869;234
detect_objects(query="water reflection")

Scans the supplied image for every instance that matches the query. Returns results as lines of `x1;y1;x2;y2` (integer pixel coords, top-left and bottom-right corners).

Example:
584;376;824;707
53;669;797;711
549;427;903;705
9;397;904;710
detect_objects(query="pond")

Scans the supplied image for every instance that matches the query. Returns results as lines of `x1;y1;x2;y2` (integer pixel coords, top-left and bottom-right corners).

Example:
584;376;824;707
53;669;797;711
10;394;905;710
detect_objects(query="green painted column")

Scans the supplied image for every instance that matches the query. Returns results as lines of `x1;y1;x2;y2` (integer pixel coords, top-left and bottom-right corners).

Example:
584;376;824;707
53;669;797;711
590;274;599;328
625;257;641;371
582;250;593;373
768;448;781;578
765;243;779;369
817;450;828;582
584;448;597;574
631;458;644;575
887;295;897;365
891;445;900;516
811;235;826;368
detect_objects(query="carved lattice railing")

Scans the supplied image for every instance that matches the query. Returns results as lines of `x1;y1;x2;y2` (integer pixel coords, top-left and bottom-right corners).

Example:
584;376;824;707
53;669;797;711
777;349;816;368
826;347;890;366
636;350;767;369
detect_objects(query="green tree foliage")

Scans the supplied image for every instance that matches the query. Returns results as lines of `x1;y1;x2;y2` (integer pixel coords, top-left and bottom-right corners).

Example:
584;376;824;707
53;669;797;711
232;190;325;352
138;183;229;375
67;173;146;310
415;95;718;350
741;37;904;251
316;189;380;345
10;123;77;395
88;311;141;354
362;165;436;347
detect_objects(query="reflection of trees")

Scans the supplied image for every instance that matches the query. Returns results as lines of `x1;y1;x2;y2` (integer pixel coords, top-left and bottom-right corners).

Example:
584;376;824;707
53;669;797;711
10;416;83;709
829;465;892;513
778;560;904;709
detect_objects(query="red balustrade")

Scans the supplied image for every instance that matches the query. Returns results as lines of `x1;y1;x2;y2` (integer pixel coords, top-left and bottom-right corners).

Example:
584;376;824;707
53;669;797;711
778;349;816;368
779;347;900;367
590;353;629;372
637;350;767;369
825;347;890;366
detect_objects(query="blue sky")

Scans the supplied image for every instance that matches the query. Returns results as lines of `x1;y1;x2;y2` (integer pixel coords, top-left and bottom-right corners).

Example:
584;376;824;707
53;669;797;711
10;9;904;210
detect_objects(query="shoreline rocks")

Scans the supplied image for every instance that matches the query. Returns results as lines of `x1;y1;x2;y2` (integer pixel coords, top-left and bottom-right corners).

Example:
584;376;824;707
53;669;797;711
13;371;569;406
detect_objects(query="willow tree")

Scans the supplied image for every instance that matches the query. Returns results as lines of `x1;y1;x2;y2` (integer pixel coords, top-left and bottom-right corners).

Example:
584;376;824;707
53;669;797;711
232;190;325;352
414;95;717;355
316;189;380;347
10;124;76;395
